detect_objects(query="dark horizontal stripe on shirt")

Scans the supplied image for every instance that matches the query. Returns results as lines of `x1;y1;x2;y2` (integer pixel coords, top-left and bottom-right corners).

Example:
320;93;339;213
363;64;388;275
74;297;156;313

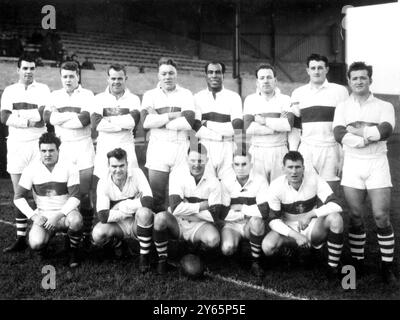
281;196;318;215
156;107;182;114
58;106;82;113
13;102;38;110
231;197;257;206
110;196;136;209
202;112;231;123
186;197;207;203
347;121;379;128
33;181;68;197
258;112;281;118
301;106;335;123
103;107;130;116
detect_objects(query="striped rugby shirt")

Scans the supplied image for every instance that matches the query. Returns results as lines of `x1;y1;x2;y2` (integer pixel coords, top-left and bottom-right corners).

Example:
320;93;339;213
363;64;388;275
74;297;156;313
243;88;293;147
268;173;342;224
16;159;80;218
193;87;243;141
96;168;153;223
168;166;223;222
0;81;50;142
333;93;395;159
221;172;270;222
91;87;141;146
290;80;349;147
45;85;94;142
141;83;195;143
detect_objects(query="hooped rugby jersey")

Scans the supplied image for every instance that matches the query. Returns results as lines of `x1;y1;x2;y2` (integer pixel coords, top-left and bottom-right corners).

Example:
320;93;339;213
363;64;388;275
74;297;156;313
45;85;94;142
290;80;348;146
194;87;243;142
1;81;50;141
141;83;195;143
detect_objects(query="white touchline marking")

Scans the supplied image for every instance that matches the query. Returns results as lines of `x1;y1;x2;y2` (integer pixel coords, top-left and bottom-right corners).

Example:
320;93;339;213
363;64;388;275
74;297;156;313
206;271;313;300
0;219;14;227
167;260;314;300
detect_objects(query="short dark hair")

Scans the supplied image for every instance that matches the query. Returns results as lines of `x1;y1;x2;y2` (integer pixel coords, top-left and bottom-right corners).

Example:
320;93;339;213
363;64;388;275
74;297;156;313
60;61;79;74
233;143;251;161
107;148;128;162
39;132;61;150
18;54;36;68
255;63;276;78
283;151;304;166
107;64;127;76
187;143;207;157
306;53;329;68
204;61;226;75
347;61;373;79
158;57;177;69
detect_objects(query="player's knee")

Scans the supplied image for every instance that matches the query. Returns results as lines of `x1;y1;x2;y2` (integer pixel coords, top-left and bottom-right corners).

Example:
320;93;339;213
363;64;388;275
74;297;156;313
91;223;108;246
28;234;46;251
67;212;84;231
249;217;265;235
221;241;236;256
203;233;220;249
326;212;343;232
154;211;169;231
373;211;391;228
262;239;278;256
136;207;154;225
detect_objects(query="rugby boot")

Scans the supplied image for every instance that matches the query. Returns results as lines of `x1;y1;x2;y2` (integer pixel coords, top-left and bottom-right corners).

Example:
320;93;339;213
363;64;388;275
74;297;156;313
3;237;28;253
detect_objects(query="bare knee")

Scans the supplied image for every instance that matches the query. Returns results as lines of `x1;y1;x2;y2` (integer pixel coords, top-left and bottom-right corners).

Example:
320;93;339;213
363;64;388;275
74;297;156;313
262;236;280;256
29;233;46;251
67;212;84;231
203;233;220;249
249;217;265;235
154;211;169;231
326;212;343;232
136;207;154;226
373;211;391;228
221;241;237;256
91;223;109;246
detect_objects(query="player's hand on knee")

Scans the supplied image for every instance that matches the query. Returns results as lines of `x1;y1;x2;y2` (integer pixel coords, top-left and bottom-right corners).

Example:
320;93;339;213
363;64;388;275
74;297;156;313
146;106;157;114
32;214;47;227
294;233;310;248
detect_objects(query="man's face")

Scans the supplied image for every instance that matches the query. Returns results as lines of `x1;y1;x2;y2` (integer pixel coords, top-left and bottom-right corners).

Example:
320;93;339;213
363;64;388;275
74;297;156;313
158;64;177;91
109;157;128;181
348;69;371;96
107;68;127;96
206;63;224;91
233;155;252;180
187;151;207;179
283;159;304;185
306;60;328;85
18;60;36;85
40;143;59;167
256;68;276;95
61;69;79;93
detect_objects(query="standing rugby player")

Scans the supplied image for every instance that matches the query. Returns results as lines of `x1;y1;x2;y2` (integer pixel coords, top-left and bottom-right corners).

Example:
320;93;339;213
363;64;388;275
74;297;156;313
193;61;243;183
44;61;95;245
1;54;50;253
91;64;141;194
243;63;293;183
289;53;348;194
333;62;396;284
141;57;195;213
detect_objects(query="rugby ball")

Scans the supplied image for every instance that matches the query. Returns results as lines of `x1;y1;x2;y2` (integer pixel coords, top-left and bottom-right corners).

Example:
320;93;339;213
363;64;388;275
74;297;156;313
180;254;205;279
